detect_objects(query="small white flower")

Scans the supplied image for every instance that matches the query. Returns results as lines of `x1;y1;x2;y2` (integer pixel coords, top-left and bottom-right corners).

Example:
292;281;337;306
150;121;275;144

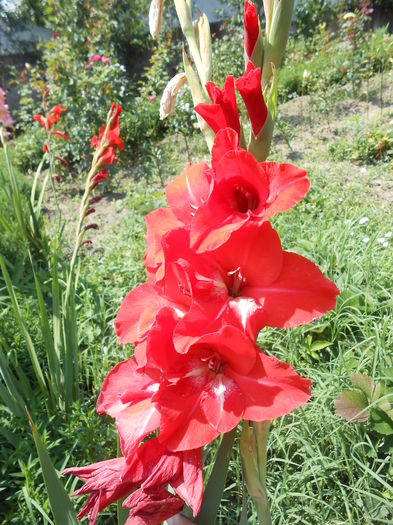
385;231;392;238
377;237;385;243
338;198;343;202
362;237;370;243
359;217;369;225
382;241;388;248
360;167;367;174
119;64;126;72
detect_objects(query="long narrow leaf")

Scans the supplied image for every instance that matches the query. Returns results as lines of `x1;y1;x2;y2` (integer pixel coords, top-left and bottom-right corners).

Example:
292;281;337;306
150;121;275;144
0;255;47;396
31;258;60;403
0;345;26;417
27;410;79;525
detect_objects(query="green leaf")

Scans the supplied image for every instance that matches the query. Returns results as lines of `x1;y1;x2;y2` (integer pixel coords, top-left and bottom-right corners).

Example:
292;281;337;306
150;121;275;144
370;409;393;436
27;411;79;525
0;255;47;397
310;340;331;352
195;427;237;525
350;373;373;399
334;389;369;423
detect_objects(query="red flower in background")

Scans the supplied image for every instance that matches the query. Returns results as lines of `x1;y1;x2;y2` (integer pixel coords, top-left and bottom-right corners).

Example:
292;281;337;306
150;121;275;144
33;104;67;130
91;103;124;167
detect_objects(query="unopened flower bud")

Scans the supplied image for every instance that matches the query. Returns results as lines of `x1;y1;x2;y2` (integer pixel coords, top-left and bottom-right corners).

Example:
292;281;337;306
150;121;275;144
197;13;212;84
149;0;164;39
85;223;99;231
90;195;103;205
85;207;96;216
159;73;187;120
80;239;93;247
261;0;294;89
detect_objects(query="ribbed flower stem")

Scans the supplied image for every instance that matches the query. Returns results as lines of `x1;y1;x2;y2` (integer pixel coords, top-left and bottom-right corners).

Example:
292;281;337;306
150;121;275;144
240;420;271;525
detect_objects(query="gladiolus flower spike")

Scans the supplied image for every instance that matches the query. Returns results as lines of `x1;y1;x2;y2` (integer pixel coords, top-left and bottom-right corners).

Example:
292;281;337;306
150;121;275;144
65;122;339;523
65;2;339;521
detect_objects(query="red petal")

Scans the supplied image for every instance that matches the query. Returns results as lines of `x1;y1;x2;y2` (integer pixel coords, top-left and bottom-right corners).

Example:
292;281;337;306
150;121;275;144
227;351;312;420
195;76;240;135
199;372;243;433
96;358;155;415
262;162;310;218
52;130;70;140
212;221;283;288
124;487;183;525
235;62;267;136
172;449;203;516
157;376;220;451
194;102;229;134
116;400;161;458
243;251;340;328
33;114;47;128
165;162;211;224
145;207;181;281
115;283;171;344
211;127;239;170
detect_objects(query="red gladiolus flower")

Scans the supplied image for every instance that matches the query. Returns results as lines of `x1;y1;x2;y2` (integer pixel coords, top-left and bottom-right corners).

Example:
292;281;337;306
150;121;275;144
244;0;259;59
235;61;267;136
33;104;67;130
91;104;123;168
189;128;310;252
112;309;311;452
159;224;339;351
194;76;240;136
55;155;69;167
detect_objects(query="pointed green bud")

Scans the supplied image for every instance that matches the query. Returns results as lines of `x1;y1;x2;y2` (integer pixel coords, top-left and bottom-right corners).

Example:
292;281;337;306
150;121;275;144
197;12;212;84
182;48;215;150
262;0;294;89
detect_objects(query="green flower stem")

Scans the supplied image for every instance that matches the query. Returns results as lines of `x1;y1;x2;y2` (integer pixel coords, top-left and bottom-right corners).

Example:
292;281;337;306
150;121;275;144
65;106;115;301
240;420;271;525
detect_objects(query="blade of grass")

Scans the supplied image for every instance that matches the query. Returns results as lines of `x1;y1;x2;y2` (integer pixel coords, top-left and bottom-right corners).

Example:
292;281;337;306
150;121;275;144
27;410;79;525
0;255;47;397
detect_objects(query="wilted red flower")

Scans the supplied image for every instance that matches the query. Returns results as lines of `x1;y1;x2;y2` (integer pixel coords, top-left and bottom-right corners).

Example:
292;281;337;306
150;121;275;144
64;439;202;525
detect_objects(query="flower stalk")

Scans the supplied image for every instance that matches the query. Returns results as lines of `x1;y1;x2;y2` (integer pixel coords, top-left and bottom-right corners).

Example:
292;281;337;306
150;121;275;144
240;420;271;525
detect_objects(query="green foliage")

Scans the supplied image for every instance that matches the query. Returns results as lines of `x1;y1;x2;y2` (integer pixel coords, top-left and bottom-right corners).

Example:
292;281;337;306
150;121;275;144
278;27;393;103
329;119;393;164
0;150;31;265
294;0;334;38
